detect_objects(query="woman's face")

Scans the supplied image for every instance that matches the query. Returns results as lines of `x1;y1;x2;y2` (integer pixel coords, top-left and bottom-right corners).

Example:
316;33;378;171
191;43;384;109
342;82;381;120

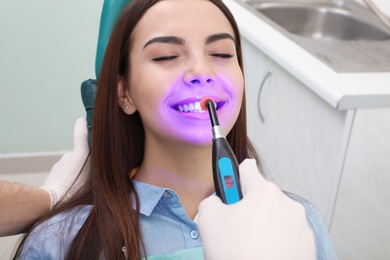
124;0;243;146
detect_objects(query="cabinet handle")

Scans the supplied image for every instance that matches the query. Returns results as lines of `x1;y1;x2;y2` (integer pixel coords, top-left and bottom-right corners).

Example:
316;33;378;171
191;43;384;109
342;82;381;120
257;67;273;123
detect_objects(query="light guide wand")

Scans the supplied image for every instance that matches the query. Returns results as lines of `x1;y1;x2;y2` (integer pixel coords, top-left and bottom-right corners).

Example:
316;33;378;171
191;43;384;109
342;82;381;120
202;99;243;204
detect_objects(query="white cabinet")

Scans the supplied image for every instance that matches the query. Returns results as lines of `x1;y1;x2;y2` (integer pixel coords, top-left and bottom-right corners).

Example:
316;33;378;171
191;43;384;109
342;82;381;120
243;37;348;226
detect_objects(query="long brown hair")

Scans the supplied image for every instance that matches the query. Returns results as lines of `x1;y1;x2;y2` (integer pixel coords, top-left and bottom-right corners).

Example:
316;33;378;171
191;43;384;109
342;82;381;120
15;0;260;259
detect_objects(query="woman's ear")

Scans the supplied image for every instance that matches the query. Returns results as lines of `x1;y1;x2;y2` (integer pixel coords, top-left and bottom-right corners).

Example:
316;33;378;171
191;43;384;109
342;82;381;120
117;77;137;115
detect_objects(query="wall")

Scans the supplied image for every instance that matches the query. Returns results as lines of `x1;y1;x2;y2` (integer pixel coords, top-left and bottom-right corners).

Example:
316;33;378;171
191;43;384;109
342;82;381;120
0;0;102;154
0;1;103;255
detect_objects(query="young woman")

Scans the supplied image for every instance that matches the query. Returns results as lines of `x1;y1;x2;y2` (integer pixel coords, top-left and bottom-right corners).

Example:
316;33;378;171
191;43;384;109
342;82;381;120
15;0;336;259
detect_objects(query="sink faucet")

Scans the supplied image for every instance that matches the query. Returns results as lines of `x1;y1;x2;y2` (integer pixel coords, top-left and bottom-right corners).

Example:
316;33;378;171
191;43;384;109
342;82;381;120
362;0;390;30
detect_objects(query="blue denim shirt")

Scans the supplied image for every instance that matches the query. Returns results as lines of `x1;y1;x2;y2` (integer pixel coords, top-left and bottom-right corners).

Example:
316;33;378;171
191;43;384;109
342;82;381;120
18;181;337;259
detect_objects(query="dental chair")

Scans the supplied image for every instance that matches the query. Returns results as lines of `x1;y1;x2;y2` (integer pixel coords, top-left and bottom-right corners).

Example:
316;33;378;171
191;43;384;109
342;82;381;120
81;0;130;146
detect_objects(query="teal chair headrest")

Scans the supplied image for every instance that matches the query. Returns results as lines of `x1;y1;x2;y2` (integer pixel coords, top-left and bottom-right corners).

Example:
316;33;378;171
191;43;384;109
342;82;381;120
95;0;130;79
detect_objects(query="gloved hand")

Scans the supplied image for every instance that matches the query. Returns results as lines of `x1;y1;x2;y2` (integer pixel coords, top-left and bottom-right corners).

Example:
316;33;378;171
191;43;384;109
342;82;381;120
196;159;316;260
40;118;90;210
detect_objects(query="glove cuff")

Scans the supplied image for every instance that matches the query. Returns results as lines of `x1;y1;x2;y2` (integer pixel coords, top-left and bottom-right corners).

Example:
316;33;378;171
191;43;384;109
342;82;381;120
38;187;56;211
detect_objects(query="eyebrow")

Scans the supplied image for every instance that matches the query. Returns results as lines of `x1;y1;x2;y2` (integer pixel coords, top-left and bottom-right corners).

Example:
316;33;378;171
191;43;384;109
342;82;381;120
143;33;235;49
143;36;185;49
205;33;235;45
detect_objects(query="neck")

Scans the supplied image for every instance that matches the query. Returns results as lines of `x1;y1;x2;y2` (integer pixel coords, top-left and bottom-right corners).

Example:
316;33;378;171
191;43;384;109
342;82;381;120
134;137;215;219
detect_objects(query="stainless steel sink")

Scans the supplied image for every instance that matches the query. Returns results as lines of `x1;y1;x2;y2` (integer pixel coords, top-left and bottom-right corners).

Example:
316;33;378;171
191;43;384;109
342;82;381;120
241;0;390;72
253;2;390;41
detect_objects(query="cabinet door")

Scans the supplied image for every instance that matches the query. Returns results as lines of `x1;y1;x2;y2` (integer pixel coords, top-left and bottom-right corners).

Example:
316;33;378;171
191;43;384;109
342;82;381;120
330;108;390;260
242;37;347;225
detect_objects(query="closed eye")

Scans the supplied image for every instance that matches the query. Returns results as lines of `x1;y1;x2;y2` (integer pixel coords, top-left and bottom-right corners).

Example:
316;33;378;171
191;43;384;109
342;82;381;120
212;53;234;59
152;55;178;62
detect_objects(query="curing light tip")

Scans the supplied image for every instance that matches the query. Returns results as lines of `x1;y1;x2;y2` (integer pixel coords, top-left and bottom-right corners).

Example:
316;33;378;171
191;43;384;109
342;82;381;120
200;97;215;111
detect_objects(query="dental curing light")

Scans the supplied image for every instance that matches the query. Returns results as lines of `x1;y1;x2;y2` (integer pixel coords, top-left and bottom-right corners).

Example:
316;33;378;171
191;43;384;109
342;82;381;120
201;98;243;204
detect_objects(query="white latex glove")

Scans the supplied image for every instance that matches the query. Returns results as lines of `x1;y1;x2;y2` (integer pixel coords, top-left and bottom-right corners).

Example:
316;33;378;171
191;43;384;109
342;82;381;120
196;159;316;260
40;118;90;210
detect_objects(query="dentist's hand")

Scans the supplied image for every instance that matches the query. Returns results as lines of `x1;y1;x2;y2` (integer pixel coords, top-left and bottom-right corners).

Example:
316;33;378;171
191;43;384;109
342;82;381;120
197;159;315;260
40;118;90;210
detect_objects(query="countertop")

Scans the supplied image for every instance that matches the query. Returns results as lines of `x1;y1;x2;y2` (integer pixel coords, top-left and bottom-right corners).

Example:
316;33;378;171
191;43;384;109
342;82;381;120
224;0;390;110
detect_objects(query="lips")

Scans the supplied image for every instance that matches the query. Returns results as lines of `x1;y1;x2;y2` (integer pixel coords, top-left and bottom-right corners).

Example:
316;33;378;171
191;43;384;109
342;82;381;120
171;100;225;113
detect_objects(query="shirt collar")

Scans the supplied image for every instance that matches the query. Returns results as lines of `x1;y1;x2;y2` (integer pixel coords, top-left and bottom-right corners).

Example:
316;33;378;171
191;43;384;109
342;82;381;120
132;180;172;216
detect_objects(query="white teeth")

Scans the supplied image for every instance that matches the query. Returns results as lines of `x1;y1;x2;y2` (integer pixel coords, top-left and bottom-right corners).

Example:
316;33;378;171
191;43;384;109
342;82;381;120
176;101;206;113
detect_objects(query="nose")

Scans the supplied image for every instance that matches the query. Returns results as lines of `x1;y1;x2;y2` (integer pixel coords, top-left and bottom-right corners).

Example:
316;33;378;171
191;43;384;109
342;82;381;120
187;77;214;86
183;57;216;87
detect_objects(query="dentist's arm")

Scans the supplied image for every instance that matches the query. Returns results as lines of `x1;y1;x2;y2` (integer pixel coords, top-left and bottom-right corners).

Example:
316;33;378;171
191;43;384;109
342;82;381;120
197;159;317;260
0;182;50;236
0;118;90;236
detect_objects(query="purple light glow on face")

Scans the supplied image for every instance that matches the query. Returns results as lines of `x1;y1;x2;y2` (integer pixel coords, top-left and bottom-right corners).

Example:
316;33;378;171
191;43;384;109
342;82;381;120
158;74;242;145
127;0;244;147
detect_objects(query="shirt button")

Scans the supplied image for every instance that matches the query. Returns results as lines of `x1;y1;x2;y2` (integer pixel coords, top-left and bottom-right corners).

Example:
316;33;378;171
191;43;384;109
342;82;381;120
164;192;171;197
190;229;199;239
